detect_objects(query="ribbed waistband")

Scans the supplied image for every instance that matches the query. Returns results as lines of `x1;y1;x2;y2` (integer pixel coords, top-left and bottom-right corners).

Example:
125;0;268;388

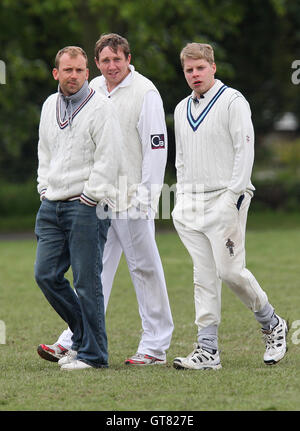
44;195;81;203
64;195;81;202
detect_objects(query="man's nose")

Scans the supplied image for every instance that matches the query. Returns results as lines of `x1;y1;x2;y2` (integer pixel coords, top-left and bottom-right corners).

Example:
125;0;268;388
70;69;78;79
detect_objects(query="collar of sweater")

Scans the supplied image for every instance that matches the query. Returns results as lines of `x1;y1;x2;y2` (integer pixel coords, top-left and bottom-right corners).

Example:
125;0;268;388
97;65;135;96
191;79;224;102
58;80;90;127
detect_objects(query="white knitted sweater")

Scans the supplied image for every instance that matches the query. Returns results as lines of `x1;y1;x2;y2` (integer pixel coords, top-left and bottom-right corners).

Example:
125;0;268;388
174;79;255;198
90;67;167;213
37;88;124;208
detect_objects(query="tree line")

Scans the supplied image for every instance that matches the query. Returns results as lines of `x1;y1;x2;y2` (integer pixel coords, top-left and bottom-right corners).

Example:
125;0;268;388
0;0;299;182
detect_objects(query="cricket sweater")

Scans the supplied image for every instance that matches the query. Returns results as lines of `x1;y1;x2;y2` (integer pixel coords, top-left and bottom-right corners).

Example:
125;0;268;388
174;79;255;199
37;83;124;208
90;65;168;213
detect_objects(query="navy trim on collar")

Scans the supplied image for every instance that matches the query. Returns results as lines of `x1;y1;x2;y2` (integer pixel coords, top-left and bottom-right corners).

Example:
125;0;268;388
187;84;228;132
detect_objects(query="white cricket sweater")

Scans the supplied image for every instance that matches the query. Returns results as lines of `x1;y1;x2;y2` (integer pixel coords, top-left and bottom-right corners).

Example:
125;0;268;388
90;65;168;213
37;87;124;208
174;79;255;198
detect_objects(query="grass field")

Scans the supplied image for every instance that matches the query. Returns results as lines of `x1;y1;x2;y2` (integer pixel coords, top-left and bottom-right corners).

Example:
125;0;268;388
0;213;299;413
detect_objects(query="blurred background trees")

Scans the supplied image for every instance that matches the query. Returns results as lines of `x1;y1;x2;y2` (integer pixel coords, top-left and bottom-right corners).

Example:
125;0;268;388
0;0;299;223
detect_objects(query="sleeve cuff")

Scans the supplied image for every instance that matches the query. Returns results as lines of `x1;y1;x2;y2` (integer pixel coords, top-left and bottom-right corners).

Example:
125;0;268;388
100;197;116;211
40;188;47;201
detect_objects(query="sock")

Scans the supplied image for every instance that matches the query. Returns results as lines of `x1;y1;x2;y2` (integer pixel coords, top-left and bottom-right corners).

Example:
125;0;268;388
197;325;218;353
254;302;279;330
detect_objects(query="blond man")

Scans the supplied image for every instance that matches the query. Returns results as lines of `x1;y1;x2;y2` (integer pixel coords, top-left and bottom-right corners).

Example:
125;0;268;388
172;43;288;370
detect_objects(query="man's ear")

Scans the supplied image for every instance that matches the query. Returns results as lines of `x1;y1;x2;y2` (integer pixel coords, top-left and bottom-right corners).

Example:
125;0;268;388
52;68;59;81
94;57;101;71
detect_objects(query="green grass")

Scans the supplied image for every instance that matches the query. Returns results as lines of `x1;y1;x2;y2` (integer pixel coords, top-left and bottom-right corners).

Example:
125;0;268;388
0;219;299;411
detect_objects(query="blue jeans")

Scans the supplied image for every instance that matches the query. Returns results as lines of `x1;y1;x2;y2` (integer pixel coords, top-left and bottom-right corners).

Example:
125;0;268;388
34;199;110;368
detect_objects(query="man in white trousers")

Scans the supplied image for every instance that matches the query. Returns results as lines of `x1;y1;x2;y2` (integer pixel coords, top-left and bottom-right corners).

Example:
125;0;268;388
172;42;288;370
37;33;174;366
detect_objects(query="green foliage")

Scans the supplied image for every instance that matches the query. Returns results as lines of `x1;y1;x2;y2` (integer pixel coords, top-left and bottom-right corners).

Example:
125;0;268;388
0;0;79;181
0;181;39;218
0;0;299;184
2;175;300;234
272;138;300;169
249;136;300;211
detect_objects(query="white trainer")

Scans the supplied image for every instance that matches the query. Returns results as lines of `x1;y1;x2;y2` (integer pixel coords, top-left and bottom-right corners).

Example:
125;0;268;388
262;315;288;365
58;349;77;366
173;344;222;370
125;353;166;365
60;360;93;371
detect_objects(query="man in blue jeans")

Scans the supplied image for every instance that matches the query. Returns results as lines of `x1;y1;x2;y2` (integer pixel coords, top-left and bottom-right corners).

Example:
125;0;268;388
34;46;124;370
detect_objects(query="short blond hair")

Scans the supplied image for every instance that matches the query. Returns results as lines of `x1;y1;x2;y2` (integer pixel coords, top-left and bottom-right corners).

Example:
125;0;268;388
55;46;88;68
180;43;214;68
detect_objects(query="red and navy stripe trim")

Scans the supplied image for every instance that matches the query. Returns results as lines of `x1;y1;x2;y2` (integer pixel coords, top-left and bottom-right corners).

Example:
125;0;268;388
80;193;97;207
56;88;95;129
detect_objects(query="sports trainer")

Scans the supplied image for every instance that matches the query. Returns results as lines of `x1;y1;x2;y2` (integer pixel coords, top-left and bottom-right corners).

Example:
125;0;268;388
34;46;123;371
38;34;174;366
172;42;288;370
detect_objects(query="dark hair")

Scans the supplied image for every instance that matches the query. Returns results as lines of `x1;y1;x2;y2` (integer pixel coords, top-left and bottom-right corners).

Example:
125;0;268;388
94;33;130;60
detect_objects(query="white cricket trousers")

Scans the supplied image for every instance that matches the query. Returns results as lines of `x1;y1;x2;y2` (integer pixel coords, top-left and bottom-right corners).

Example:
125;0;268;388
172;191;268;331
57;217;174;360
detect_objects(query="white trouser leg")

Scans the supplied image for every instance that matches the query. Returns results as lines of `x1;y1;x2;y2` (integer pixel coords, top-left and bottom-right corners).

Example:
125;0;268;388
173;219;222;330
55;224;122;349
208;192;268;312
112;217;174;360
172;191;269;340
101;223;123;310
56;328;73;350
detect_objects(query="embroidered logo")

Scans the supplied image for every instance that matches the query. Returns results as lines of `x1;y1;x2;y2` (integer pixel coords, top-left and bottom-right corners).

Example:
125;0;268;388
226;238;235;256
151;134;165;149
